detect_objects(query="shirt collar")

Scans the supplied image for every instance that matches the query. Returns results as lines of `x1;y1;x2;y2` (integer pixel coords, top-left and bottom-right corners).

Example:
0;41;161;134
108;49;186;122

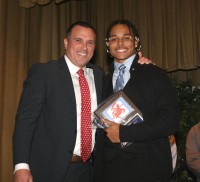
114;54;136;71
64;55;86;76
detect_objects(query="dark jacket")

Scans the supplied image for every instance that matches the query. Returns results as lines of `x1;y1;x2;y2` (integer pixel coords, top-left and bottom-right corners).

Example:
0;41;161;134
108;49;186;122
13;56;104;182
94;54;179;182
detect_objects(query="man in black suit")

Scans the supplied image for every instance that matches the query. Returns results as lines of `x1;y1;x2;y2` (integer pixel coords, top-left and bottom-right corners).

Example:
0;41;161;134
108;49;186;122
13;21;104;182
94;19;179;182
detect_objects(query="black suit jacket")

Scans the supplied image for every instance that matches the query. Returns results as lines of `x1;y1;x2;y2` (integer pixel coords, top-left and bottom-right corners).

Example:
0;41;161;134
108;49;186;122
94;54;179;182
13;56;104;182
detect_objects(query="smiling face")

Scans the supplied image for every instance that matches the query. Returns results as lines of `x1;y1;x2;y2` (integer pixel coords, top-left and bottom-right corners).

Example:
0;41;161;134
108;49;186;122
108;24;138;63
64;25;96;68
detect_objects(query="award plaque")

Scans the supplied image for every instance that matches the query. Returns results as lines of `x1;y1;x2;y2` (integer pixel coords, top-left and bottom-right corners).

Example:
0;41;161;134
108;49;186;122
94;90;143;147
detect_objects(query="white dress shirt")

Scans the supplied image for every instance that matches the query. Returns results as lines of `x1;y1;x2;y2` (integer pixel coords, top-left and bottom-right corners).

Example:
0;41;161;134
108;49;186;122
65;55;97;156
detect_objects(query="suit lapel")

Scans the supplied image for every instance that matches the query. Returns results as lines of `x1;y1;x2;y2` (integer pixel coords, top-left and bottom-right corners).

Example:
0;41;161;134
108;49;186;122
129;53;139;75
57;57;76;106
86;63;102;105
57;58;103;106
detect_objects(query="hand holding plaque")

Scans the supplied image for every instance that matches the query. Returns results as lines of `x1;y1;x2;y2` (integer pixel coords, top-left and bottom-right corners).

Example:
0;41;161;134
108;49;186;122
94;90;143;147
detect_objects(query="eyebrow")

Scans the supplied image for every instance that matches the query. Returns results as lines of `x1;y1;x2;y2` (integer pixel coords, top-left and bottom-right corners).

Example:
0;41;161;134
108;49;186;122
109;33;132;37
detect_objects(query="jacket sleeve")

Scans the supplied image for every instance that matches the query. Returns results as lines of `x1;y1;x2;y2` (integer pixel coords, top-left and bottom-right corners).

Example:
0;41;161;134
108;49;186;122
13;64;46;165
120;65;179;142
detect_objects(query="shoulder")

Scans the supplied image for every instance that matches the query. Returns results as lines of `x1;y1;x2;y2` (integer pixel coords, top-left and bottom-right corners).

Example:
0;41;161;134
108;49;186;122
29;60;60;74
23;58;66;88
30;60;58;69
135;63;170;82
87;62;105;75
137;63;166;74
25;60;62;85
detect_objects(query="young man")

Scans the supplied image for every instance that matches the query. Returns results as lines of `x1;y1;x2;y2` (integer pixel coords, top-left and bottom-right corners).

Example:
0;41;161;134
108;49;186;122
94;19;179;182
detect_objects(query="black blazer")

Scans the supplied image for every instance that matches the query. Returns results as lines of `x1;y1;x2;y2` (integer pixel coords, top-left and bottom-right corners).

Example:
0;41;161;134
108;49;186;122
94;54;179;182
13;56;104;182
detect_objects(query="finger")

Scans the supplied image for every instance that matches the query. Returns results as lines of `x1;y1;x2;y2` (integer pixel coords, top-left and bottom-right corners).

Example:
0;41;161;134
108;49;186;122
101;118;111;124
101;118;112;128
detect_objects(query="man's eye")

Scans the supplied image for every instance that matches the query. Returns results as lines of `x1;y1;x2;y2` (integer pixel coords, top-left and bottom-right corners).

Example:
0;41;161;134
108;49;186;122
109;38;117;43
124;36;131;40
74;39;82;43
87;41;95;46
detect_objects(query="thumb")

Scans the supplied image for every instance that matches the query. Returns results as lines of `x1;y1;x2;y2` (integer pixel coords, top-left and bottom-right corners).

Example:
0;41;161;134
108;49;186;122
138;51;142;58
101;118;112;126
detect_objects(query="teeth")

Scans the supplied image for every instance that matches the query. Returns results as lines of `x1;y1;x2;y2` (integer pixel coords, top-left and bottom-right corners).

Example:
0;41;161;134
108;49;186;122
78;53;87;56
117;49;126;52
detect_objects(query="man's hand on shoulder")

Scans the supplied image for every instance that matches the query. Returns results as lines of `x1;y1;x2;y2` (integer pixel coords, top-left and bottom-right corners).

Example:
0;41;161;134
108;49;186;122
14;169;33;182
138;51;154;65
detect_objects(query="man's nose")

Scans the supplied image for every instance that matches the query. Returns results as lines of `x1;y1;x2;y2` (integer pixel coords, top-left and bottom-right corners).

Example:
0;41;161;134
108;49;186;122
82;42;87;50
118;38;124;45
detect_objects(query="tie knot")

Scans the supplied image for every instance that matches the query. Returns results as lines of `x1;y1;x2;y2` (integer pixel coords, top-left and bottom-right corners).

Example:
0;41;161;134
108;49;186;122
77;69;84;77
118;64;126;73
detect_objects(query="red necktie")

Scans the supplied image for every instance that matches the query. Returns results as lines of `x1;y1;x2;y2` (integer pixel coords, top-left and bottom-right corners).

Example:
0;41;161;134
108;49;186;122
77;69;92;162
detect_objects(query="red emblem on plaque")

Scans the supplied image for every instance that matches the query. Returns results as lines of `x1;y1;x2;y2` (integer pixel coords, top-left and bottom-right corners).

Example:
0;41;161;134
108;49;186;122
111;102;125;119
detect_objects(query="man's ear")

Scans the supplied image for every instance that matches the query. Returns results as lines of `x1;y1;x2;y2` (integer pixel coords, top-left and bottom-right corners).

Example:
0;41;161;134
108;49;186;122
64;38;68;49
134;37;141;52
134;37;139;48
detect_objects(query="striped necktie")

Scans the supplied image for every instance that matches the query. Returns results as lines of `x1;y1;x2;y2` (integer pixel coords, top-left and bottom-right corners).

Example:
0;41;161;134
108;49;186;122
114;64;126;92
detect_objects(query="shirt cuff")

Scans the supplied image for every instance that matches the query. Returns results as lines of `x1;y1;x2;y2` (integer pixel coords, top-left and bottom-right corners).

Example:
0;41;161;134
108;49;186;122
14;163;30;173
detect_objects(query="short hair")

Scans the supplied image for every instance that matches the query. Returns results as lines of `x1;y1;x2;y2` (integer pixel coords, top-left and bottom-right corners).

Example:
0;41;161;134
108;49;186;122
66;21;96;38
105;19;140;40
